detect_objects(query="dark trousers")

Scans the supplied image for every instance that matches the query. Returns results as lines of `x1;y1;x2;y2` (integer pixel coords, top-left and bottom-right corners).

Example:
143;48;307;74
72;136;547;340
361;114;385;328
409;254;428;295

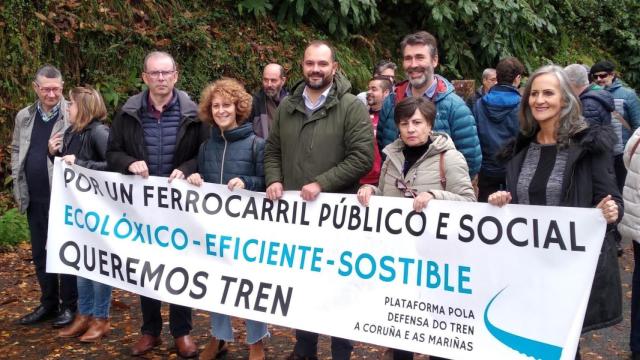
477;172;505;203
630;242;640;353
27;201;77;311
391;349;449;360
294;329;352;359
140;295;192;337
614;154;627;192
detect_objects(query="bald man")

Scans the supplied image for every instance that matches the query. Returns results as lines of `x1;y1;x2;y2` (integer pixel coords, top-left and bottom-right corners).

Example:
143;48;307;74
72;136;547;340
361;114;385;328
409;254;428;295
250;63;288;139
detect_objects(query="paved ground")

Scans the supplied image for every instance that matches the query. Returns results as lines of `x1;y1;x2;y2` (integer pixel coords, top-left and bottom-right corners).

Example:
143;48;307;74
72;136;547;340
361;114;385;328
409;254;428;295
0;240;634;359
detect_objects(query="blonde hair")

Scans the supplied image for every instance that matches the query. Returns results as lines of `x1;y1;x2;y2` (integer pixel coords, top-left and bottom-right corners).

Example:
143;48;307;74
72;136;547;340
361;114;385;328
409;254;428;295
198;78;252;126
68;87;107;132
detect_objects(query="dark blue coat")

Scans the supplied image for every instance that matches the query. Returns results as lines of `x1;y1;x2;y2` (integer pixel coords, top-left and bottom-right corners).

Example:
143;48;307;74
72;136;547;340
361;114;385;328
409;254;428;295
473;84;520;177
580;87;614;127
198;122;265;191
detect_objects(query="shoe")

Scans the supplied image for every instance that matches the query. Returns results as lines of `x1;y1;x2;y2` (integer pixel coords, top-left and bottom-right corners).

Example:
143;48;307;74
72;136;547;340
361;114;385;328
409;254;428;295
52;308;76;328
199;337;227;360
18;305;57;325
249;339;266;360
131;334;162;356
58;314;91;338
79;318;110;342
286;352;318;360
175;334;198;358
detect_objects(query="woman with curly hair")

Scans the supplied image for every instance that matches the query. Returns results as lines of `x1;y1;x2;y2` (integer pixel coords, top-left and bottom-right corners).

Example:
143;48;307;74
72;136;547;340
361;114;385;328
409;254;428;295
187;78;268;360
488;65;623;359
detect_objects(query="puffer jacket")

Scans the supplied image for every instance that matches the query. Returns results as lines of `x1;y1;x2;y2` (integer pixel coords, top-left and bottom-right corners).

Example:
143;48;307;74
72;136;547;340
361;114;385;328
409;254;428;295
11;100;70;213
264;72;374;193
607;78;640;146
377;76;482;177
198;122;265;191
473;84;520;177
580;87;614;127
619;127;640;242
106;90;210;177
376;132;476;202
502;125;623;333
57;119;110;171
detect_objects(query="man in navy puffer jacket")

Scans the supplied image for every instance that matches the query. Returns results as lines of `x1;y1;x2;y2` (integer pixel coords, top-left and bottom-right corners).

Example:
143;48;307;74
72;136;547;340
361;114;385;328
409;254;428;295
472;57;524;202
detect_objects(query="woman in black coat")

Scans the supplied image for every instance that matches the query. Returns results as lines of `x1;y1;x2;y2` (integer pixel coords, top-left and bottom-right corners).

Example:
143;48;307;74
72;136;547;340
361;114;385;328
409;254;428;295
49;86;112;342
489;65;623;359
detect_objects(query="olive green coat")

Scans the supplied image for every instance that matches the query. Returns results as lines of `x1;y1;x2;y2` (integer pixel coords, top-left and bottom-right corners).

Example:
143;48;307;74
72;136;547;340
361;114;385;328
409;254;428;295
264;73;374;193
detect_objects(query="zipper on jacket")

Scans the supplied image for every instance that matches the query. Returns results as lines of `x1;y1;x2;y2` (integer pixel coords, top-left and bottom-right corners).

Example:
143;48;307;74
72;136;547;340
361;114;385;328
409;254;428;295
220;132;228;184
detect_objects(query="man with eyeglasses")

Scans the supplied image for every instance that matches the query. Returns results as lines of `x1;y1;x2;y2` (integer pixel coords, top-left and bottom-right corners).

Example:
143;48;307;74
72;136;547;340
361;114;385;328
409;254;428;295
590;61;640;191
107;51;209;358
11;65;77;327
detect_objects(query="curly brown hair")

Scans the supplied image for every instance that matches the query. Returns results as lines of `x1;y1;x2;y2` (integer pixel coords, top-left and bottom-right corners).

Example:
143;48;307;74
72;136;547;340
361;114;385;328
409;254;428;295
198;78;252;127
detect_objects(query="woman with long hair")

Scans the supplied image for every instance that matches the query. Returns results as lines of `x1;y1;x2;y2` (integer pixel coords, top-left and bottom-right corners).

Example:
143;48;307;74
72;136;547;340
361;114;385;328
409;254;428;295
488;65;623;359
50;86;112;342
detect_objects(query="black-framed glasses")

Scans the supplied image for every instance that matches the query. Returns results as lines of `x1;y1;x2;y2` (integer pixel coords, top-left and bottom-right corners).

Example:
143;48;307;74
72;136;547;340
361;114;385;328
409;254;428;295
144;70;176;79
395;178;417;198
592;72;611;80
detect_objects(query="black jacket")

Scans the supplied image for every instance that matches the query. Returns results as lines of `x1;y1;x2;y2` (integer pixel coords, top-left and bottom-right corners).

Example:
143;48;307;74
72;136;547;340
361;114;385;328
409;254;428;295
502;125;623;332
106;90;210;176
58;119;110;170
580;87;614;126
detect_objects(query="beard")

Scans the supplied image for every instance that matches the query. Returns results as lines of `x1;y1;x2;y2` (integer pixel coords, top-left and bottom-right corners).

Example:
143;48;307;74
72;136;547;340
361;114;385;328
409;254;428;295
406;66;433;89
264;86;279;98
304;71;333;90
366;93;378;107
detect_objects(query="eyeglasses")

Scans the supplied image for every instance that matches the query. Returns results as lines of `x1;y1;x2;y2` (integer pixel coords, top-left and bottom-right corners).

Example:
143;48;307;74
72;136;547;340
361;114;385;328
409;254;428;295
144;70;176;79
395;178;417;198
592;72;611;80
35;83;62;94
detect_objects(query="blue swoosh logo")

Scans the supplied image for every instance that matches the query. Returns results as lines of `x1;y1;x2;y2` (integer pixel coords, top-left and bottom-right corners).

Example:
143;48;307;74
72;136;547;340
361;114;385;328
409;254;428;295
484;288;563;359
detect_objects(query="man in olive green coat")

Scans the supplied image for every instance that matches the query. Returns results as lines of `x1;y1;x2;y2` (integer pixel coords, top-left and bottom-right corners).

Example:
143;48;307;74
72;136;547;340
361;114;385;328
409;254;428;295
264;40;374;359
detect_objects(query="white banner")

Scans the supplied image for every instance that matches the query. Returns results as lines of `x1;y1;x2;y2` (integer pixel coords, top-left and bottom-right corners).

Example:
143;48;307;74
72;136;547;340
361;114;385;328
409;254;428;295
47;159;605;359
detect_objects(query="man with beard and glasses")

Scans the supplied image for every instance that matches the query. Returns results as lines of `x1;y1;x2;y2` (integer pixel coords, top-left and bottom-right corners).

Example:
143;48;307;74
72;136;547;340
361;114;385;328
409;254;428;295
250;63;288;139
360;75;392;186
264;40;373;360
377;31;482;179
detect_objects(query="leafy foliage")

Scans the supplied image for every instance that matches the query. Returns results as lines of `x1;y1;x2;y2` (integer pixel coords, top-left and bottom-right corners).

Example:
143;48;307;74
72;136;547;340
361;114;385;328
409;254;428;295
0;208;29;250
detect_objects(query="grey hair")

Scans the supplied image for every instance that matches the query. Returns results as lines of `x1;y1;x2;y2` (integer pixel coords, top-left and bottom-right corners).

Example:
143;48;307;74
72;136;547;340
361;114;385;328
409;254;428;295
482;68;496;80
34;65;62;82
519;65;587;148
563;64;589;87
143;51;177;72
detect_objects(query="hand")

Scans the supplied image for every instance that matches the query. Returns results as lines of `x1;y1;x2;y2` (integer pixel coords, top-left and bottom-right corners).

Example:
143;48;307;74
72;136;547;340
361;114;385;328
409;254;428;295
48;132;63;155
186;173;203;187
128;160;149;178
266;182;284;200
357;186;374;207
168;169;185;183
300;182;322;201
61;154;76;165
227;177;245;191
488;191;512;207
413;191;434;212
596;195;619;224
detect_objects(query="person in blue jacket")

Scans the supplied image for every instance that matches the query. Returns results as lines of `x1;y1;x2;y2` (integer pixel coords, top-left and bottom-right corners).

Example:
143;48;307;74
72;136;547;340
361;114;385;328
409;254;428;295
376;31;482;178
472;57;524;201
187;78;268;360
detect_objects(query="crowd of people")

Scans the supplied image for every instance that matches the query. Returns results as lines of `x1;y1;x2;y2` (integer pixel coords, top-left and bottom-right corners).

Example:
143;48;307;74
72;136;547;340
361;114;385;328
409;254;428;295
10;29;640;359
